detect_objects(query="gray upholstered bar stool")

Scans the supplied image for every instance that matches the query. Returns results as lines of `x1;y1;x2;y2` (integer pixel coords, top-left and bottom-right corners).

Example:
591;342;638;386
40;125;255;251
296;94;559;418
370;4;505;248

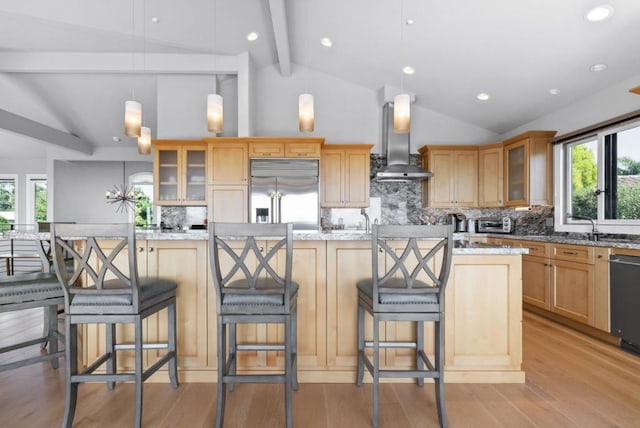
209;222;298;428
0;238;64;372
356;224;453;428
50;223;179;428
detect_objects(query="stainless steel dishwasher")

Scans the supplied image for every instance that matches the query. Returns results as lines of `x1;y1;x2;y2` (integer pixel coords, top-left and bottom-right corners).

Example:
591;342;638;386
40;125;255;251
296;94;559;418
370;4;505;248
609;254;640;356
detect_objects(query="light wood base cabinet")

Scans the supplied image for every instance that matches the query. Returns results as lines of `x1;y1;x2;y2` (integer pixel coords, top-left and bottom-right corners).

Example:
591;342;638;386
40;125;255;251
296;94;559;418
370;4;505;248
82;239;523;383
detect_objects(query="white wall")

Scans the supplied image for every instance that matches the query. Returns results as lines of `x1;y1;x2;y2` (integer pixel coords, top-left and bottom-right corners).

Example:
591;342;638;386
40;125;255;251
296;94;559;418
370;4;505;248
503;73;640;138
53;160;151;222
254;64;499;152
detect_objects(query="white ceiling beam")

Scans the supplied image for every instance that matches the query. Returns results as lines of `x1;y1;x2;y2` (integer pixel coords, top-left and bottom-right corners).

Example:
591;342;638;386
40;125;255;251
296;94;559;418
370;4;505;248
0;108;92;155
0;52;240;74
268;0;291;76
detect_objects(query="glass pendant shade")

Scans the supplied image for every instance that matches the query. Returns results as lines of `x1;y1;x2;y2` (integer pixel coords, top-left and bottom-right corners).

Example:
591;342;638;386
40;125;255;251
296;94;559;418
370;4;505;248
138;126;151;155
298;93;314;132
393;93;410;134
124;100;142;137
207;94;224;133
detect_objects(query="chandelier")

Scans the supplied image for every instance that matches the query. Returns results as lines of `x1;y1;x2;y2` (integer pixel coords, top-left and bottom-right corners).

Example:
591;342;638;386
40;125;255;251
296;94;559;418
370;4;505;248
105;162;140;213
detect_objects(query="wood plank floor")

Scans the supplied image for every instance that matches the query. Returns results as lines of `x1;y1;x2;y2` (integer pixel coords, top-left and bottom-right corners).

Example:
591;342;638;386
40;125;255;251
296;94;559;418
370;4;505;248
1;309;639;427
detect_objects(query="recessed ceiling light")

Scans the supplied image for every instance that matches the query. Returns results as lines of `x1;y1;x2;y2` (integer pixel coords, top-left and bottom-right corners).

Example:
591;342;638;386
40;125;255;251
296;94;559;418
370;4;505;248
112;136;121;142
549;88;560;95
585;5;614;22
406;19;414;25
402;66;415;75
590;63;608;72
320;37;333;47
476;93;490;101
247;32;259;41
151;17;160;24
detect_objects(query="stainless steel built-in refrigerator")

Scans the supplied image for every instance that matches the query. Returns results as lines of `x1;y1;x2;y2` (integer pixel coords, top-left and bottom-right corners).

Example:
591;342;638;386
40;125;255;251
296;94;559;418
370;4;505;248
250;159;319;230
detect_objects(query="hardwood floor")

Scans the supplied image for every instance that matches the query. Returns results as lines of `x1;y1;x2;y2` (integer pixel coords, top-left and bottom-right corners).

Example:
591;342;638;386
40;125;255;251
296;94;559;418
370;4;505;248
1;309;639;427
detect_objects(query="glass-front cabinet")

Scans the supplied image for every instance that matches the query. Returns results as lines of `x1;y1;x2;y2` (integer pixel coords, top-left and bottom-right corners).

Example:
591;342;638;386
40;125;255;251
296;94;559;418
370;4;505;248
154;144;207;206
503;131;556;207
505;140;528;206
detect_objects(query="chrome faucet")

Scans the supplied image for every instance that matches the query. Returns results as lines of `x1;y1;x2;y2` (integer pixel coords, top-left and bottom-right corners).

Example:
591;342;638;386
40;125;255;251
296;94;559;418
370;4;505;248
361;208;370;233
567;213;600;241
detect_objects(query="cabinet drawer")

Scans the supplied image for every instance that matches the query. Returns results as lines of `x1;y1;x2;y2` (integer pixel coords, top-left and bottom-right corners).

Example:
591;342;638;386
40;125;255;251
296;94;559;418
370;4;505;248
249;142;285;157
285;142;321;158
520;241;549;258
552;244;594;264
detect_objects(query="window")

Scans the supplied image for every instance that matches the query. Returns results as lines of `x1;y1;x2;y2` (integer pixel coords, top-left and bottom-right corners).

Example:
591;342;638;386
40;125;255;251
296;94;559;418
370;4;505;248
26;174;47;224
0;175;17;229
556;120;640;234
129;172;155;227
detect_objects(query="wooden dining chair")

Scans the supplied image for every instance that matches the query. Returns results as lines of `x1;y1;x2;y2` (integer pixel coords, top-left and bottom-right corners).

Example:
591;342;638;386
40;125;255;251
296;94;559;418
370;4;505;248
356;224;453;428
0;237;64;372
50;223;179;428
209;222;298;428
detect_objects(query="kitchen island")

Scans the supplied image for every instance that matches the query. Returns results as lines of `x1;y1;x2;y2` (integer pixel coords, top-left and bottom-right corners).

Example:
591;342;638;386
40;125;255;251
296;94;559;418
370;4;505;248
3;230;527;383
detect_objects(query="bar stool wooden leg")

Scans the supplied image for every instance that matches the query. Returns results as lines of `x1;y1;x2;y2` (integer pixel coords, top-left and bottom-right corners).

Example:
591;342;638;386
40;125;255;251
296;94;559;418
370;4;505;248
63;322;78;428
215;316;226;428
356;304;365;386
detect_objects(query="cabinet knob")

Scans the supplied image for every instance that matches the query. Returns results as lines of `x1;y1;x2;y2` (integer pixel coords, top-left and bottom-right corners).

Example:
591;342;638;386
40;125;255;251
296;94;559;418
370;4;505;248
259;247;264;252
138;247;145;252
148;247;154;253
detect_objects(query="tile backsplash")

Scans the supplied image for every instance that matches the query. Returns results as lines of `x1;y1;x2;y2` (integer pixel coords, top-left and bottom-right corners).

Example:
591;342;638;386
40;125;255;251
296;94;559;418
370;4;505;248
160;206;207;229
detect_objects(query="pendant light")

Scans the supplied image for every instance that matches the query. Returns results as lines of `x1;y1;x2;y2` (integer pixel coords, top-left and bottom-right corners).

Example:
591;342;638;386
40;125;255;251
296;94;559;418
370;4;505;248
298;93;314;132
393;93;410;133
124;0;142;138
394;0;410;134
138;126;151;155
298;5;314;133
207;93;224;133
207;0;223;134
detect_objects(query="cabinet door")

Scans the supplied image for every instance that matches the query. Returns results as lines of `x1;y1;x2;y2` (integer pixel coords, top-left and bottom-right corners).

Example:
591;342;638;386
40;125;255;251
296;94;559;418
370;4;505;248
208;142;248;185
453;150;478;207
478;146;503;207
522;255;550;309
285;142;321;158
428;151;454;207
208;185;248;223
155;146;182;205
147;240;208;369
594;247;611;332
82;240;149;370
248;142;285;158
344;149;370;208
551;259;594;325
268;241;327;371
183;147;207;205
504;139;529;206
326;241;384;369
320;149;345;207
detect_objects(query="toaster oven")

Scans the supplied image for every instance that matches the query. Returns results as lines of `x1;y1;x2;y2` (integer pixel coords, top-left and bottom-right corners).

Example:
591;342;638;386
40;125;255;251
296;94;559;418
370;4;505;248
477;217;514;234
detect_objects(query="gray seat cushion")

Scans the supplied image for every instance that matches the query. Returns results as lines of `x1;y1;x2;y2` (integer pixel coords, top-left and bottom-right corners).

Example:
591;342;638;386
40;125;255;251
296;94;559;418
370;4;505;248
222;278;299;306
357;278;438;304
0;272;63;305
71;277;177;306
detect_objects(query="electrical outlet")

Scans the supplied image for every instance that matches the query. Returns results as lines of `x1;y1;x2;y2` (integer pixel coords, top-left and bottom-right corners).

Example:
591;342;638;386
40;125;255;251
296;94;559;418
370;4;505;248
545;217;554;227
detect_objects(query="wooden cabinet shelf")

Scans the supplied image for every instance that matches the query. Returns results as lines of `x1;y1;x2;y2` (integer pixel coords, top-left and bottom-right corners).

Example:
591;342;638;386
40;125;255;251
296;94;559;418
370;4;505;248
153;141;207;206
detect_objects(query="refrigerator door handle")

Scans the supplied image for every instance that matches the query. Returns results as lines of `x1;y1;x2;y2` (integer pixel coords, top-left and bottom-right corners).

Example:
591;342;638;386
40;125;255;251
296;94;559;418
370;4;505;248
277;192;283;224
269;192;276;224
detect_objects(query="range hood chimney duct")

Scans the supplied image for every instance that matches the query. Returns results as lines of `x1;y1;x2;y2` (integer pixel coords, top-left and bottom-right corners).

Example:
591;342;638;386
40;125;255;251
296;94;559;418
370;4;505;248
375;102;433;182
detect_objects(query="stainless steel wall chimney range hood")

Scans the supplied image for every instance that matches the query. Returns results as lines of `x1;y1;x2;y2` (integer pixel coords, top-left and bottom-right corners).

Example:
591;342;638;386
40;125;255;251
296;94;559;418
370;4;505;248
375;102;433;182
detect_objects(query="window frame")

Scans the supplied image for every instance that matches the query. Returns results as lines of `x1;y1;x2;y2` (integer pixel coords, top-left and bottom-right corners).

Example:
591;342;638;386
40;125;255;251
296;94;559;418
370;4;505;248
25;174;47;224
0;174;19;225
555;119;640;234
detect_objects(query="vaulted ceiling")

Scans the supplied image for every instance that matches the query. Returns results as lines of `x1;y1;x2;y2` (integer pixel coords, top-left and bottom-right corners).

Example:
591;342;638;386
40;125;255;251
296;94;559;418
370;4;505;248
1;0;639;158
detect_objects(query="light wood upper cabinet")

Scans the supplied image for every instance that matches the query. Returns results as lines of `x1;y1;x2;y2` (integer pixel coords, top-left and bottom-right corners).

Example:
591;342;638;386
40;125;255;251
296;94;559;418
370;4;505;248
503;130;556;207
206;140;248;185
247;137;323;158
478;144;504;207
421;146;478;208
208;184;248;223
154;141;207;206
321;144;372;208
